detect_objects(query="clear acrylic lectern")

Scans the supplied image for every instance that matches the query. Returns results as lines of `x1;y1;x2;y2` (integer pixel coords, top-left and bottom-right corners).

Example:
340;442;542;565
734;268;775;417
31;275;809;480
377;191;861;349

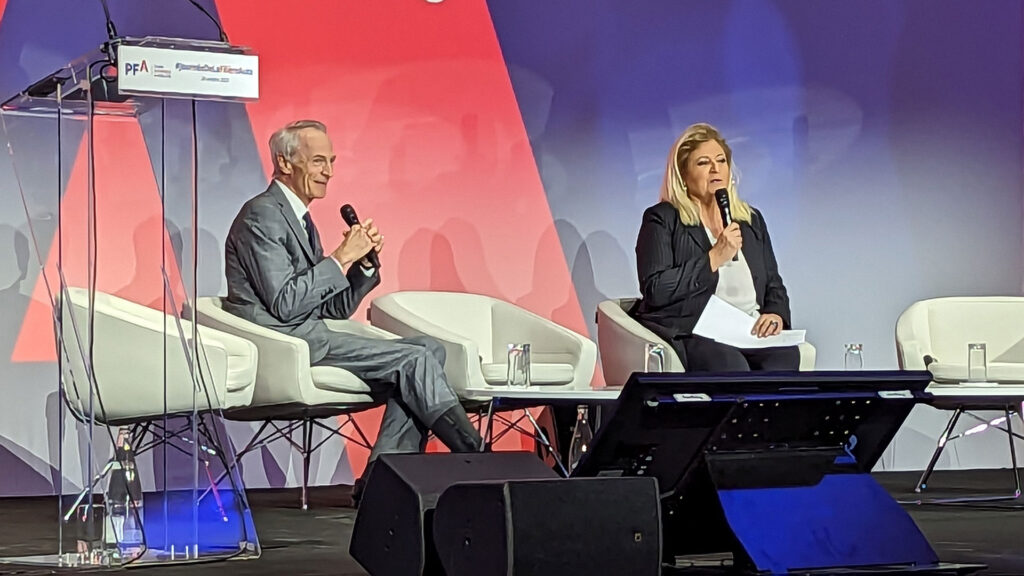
0;36;260;568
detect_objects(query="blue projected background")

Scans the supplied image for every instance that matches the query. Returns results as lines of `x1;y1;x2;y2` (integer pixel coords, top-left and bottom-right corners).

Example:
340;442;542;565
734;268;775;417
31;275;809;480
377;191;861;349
487;0;1023;370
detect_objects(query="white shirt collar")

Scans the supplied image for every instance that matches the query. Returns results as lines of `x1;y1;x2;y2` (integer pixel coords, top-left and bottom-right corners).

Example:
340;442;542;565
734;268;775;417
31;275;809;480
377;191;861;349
274;179;309;224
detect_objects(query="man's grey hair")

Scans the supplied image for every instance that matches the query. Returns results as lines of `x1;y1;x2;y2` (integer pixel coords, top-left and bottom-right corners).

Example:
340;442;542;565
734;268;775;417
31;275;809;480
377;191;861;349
269;120;327;173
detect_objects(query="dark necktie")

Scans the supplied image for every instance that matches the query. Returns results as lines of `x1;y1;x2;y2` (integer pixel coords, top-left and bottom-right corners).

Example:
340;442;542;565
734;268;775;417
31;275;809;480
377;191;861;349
302;212;318;252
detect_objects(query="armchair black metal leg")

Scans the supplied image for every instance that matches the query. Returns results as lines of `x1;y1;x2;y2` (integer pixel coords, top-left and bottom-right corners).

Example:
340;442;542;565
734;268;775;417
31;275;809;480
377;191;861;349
301;418;313;511
522;408;569;477
347;416;373;450
481;400;495;452
916;407;963;493
904;405;1024;506
199;420;274;504
1007;407;1021;499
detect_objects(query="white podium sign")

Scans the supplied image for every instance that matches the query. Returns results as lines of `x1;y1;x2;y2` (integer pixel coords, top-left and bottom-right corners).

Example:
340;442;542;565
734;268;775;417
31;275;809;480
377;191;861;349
118;44;259;100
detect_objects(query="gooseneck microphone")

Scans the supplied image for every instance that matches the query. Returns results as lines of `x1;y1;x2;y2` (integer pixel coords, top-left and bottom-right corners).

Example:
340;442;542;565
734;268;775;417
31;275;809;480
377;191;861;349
186;0;230;43
714;188;738;262
340;204;381;269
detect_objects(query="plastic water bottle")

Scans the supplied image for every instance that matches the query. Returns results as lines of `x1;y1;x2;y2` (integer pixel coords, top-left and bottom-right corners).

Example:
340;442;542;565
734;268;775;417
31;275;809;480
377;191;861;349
108;428;144;557
105;446;127;551
567;406;594;473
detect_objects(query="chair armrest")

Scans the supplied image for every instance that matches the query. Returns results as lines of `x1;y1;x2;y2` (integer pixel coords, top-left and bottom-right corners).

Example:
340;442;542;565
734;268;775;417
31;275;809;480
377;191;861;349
188;336;231;411
195;299;315;406
797;341;816;371
895;301;933;370
897;340;928;370
63;309;231;422
370;298;485;393
596;300;684;386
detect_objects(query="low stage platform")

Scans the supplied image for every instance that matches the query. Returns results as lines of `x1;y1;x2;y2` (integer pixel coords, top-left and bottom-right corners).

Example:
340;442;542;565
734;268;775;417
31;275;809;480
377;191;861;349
0;469;1020;575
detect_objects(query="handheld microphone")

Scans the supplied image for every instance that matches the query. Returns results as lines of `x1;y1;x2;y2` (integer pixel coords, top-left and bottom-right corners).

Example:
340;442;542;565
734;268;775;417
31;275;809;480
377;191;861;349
714;188;738;262
340;204;380;269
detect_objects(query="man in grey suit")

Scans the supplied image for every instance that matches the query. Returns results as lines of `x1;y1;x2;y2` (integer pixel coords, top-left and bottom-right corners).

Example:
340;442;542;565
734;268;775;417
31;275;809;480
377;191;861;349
224;120;483;501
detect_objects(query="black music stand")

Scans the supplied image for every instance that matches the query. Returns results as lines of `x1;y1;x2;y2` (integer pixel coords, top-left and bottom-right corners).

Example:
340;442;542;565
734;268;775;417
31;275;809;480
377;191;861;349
573;371;981;574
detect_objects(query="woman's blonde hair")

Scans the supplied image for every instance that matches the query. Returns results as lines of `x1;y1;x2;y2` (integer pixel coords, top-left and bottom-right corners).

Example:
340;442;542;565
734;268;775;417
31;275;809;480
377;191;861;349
659;123;751;226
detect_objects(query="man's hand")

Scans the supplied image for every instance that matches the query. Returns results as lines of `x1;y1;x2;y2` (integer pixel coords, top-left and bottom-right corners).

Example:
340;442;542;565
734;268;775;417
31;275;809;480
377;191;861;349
332;223;374;268
358;218;384;268
365;218;384;254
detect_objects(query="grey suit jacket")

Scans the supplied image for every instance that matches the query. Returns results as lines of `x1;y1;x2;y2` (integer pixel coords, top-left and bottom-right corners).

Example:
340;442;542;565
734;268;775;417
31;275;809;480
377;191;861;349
224;183;380;363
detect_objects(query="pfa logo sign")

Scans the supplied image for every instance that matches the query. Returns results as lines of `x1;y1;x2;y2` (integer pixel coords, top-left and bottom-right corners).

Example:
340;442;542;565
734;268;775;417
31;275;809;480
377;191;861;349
124;60;149;76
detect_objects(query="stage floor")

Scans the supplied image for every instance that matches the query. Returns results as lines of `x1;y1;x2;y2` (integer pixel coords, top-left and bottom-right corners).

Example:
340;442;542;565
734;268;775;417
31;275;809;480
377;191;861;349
0;470;1021;575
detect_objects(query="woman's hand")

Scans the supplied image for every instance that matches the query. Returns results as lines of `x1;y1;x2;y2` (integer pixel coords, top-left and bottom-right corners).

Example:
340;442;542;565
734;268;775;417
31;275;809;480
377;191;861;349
709;221;742;271
752;313;783;338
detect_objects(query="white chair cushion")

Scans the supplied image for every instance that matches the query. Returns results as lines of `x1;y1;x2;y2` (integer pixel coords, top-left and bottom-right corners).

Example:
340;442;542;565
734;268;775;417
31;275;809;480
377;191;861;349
310;366;374;394
480;362;576;386
928;361;1024;384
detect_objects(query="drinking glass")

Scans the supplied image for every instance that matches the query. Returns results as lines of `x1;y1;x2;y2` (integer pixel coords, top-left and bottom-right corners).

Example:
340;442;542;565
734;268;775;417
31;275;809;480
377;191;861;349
967;343;987;382
506;343;531;387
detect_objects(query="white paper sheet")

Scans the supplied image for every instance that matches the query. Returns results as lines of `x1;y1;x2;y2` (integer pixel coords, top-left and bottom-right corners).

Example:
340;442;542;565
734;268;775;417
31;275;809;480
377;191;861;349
693;295;806;349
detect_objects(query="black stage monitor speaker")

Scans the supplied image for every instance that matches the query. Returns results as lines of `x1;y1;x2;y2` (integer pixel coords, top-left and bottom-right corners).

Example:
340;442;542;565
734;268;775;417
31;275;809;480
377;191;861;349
433;476;661;576
350;451;557;576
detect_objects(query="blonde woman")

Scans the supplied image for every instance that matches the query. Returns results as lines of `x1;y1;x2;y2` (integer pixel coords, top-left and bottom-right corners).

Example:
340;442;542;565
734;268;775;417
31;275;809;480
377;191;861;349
632;123;799;372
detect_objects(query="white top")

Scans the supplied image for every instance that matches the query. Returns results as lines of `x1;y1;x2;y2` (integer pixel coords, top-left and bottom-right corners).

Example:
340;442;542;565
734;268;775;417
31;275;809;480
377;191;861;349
705;227;759;316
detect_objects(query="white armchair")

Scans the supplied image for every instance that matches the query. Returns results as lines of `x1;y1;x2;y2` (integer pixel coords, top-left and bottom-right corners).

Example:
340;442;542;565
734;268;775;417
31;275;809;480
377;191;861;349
896;297;1024;383
60;287;257;425
596;298;816;385
195;297;395;412
57;287;260;529
195;297;396;508
369;291;597;400
895;296;1024;501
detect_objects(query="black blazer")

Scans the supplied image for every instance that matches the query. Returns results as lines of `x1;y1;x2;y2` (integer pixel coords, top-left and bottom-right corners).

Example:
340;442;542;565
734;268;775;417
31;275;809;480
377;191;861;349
631;201;791;344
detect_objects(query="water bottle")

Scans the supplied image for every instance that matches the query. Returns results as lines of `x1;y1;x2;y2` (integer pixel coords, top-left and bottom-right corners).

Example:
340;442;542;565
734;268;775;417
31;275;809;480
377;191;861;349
567;406;594;473
104;437;128;552
109;428;144;557
844;344;864;370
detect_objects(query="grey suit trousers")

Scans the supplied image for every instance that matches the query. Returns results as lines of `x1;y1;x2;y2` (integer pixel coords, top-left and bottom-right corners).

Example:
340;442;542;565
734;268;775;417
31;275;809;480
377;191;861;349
315;333;460;461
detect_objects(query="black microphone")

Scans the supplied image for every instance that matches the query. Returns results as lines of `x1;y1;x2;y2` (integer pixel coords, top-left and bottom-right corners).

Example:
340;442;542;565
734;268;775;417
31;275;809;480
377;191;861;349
97;0;119;41
714;188;738;262
340;204;380;269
